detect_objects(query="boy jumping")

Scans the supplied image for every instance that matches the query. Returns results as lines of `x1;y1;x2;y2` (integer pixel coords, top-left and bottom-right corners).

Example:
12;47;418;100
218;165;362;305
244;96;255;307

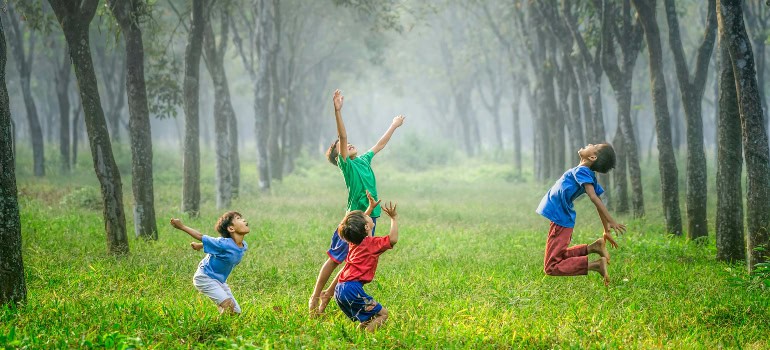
536;143;626;286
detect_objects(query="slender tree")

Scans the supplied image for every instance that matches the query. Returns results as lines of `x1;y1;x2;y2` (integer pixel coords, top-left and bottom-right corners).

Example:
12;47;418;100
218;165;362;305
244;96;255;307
203;7;236;209
52;39;71;174
48;0;129;254
4;3;44;176
0;14;26;306
743;1;768;127
255;0;277;191
632;0;682;235
718;0;770;271
107;0;158;240
715;27;745;262
600;0;645;217
182;0;207;215
664;0;717;241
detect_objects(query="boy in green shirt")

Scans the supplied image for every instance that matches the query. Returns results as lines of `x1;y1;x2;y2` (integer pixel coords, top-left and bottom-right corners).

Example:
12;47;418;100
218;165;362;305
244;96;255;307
309;89;405;315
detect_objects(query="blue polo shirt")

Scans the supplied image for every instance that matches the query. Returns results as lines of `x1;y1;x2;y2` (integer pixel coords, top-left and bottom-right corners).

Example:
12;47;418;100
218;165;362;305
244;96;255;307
536;165;604;228
197;235;248;283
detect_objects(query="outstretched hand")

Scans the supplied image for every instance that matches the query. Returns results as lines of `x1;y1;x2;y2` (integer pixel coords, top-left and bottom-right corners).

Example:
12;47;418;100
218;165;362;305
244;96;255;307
333;89;344;111
392;115;405;127
608;221;627;236
366;190;381;210
382;201;398;219
603;231;619;249
170;218;184;230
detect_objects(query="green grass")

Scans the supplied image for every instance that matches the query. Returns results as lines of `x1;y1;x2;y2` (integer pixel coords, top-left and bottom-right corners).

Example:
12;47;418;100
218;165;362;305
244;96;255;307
2;146;769;349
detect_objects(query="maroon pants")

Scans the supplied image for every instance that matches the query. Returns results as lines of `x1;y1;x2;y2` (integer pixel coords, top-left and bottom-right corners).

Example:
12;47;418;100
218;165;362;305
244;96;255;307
544;222;588;276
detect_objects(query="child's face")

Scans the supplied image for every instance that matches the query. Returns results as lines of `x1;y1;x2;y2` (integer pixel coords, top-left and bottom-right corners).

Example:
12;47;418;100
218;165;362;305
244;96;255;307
578;144;600;161
346;143;358;158
229;215;250;235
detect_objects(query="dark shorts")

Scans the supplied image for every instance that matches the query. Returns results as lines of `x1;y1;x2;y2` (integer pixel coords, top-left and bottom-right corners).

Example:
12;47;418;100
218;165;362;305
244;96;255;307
327;217;377;263
334;281;383;323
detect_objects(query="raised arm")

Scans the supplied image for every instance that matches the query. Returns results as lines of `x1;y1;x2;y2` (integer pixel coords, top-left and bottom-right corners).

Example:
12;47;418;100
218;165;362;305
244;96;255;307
584;184;626;248
381;202;399;245
333;89;348;160
370;115;405;154
364;190;381;216
170;218;204;241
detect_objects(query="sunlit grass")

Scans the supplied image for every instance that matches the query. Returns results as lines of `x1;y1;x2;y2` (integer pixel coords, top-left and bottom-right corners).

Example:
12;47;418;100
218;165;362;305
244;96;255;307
2;146;768;349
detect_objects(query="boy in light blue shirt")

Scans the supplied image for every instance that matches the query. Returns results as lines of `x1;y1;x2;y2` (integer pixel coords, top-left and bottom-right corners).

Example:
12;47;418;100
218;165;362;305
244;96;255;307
536;143;626;286
171;211;249;314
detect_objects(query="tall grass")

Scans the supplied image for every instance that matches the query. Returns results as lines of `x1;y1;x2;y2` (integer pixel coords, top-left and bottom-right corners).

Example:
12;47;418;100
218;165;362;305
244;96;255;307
2;146;768;349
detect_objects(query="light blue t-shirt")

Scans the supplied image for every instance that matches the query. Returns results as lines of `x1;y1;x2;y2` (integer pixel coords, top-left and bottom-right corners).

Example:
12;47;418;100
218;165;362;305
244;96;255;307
197;235;248;283
536;165;605;228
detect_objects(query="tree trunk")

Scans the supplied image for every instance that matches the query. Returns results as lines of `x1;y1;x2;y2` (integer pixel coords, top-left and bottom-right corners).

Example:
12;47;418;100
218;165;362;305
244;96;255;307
255;0;276;192
203;14;233;209
512;83;522;177
49;0;129;255
72;99;82;167
664;0;715;241
600;0;645;217
229;108;240;198
612;124;629;213
0;15;26;306
715;30;745;263
182;0;207;216
718;0;770;272
632;0;683;236
108;0;158;240
55;47;71;174
5;5;44;176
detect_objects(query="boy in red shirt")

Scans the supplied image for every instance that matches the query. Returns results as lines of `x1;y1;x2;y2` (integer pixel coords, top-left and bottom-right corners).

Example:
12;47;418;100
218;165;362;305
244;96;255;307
335;199;399;332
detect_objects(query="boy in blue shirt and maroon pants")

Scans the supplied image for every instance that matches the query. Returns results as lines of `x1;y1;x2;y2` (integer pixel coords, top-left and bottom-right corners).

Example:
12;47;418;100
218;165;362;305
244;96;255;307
536;143;626;286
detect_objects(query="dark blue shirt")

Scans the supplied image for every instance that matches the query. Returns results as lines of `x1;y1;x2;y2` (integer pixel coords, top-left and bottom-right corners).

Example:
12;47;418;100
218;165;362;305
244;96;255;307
198;235;248;283
536;165;604;228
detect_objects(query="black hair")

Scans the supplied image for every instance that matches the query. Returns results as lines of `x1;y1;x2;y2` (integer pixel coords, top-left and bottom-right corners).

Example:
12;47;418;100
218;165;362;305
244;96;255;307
214;211;242;238
326;139;340;166
590;144;616;173
338;210;368;245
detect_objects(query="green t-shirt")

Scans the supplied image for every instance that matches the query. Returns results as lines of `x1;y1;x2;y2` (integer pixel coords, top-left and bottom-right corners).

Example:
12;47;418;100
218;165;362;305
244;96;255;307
338;150;380;217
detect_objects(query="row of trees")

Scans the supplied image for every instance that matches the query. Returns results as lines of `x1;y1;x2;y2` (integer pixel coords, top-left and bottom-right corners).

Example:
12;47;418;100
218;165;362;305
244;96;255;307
2;0;769;308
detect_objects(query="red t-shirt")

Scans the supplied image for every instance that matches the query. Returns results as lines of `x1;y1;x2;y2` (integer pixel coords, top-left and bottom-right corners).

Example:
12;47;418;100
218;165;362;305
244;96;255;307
338;235;393;284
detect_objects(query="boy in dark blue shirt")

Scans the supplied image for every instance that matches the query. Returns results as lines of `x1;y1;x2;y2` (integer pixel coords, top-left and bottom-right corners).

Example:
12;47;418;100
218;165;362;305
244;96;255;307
536;143;626;286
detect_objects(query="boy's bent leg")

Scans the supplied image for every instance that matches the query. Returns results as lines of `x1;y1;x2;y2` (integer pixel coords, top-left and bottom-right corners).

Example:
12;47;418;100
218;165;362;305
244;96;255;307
587;237;610;262
218;298;237;315
360;307;388;332
562;244;589;259
544;224;585;275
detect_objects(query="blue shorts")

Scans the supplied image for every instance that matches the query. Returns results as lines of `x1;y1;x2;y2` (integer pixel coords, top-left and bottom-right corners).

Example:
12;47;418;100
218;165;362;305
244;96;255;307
327;217;377;263
335;281;383;323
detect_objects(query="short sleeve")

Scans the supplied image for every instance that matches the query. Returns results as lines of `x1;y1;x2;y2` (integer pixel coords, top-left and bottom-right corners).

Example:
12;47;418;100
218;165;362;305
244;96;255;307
358;150;374;165
202;235;224;255
372;235;392;254
593;182;605;197
573;166;595;187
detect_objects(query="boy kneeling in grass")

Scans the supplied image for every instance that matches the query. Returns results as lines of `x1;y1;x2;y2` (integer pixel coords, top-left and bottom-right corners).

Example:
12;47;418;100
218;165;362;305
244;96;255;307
170;212;249;314
536;143;626;286
335;193;399;332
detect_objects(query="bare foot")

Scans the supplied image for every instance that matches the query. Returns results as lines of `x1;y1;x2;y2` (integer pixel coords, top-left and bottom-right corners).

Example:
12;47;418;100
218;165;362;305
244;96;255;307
594;237;610;264
596;257;610;287
318;290;334;313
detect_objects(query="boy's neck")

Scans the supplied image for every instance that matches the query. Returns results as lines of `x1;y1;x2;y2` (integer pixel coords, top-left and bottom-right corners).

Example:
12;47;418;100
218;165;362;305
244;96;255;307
578;159;592;168
231;233;245;247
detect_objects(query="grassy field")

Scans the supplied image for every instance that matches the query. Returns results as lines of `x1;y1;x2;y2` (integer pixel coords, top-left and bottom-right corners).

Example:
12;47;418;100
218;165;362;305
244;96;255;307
2;146;769;349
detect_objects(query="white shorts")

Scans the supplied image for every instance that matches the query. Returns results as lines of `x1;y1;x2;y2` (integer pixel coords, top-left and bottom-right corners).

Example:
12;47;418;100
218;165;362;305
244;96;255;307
193;271;242;313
